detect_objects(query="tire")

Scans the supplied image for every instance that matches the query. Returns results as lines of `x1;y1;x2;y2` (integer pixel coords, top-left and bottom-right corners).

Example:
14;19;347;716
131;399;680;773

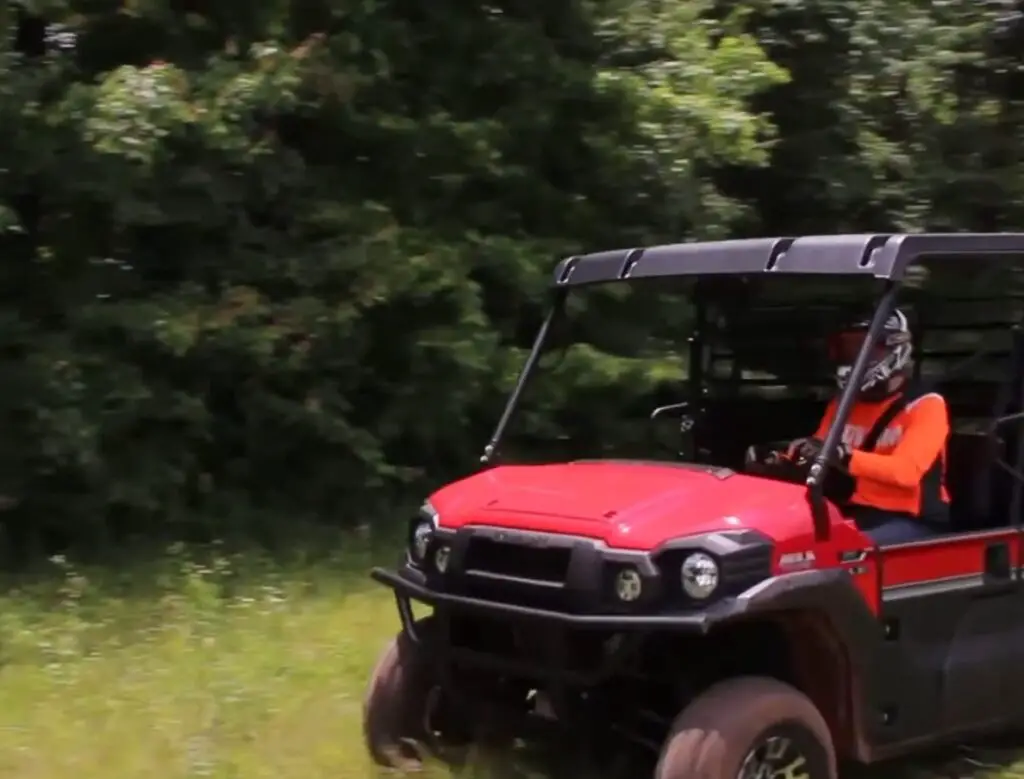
655;676;837;779
362;623;436;769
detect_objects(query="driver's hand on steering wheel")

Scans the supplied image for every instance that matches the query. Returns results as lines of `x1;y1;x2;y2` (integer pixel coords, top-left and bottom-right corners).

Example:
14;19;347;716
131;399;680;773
791;437;852;468
789;437;819;459
745;445;785;467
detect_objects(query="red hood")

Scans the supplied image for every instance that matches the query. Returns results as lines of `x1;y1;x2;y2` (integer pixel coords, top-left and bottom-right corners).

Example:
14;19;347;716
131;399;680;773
429;460;815;550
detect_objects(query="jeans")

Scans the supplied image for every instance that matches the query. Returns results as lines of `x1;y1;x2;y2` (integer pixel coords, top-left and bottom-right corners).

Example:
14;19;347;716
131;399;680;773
863;516;939;545
847;506;943;545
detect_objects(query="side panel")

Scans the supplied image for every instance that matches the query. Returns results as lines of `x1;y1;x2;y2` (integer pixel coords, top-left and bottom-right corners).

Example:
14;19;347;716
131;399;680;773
869;531;1024;749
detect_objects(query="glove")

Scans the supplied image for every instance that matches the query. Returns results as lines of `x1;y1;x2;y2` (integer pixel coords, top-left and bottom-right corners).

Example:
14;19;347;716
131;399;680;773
787;437;817;459
796;437;852;469
745;445;783;466
833;441;853;469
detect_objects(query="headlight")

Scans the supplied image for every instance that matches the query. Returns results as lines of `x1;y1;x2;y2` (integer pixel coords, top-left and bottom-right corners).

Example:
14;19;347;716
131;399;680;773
407;502;439;565
681;553;719;599
409;521;433;564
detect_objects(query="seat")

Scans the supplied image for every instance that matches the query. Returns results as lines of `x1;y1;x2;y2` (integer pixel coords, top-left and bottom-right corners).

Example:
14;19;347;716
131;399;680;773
946;431;1001;530
945;329;1024;531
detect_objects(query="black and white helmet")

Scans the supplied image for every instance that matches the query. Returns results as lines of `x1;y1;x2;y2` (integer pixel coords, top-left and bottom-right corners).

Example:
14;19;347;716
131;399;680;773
829;309;913;398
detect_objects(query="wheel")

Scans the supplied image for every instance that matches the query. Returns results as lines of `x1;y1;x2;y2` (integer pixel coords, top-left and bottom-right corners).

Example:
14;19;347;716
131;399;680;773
655;676;837;779
362;620;448;769
363;627;427;769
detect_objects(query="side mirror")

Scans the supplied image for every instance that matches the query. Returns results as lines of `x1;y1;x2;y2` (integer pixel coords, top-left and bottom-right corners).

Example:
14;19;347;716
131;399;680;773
649;402;698;459
650;401;690;420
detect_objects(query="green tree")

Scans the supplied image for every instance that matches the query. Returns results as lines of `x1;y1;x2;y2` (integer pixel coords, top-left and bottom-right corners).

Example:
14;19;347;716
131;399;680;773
0;0;785;554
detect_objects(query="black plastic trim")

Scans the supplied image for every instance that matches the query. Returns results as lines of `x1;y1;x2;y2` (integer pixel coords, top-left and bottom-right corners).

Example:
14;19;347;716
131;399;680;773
552;233;1024;288
411;526;773;616
374;563;881;657
373;566;713;629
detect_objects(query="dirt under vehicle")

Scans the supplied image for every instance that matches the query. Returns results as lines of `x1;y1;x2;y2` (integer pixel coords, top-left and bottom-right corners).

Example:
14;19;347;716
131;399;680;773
363;233;1024;779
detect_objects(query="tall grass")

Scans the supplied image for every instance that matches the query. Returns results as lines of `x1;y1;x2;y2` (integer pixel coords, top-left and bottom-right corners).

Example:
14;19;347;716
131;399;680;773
0;542;401;779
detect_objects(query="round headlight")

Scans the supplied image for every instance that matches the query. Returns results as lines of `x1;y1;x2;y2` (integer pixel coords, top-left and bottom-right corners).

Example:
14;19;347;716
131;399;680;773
681;553;719;599
410;521;433;563
614;567;643;602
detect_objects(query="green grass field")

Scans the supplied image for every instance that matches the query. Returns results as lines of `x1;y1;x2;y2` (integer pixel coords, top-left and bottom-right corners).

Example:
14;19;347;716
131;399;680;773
0;542;404;779
1;540;1024;779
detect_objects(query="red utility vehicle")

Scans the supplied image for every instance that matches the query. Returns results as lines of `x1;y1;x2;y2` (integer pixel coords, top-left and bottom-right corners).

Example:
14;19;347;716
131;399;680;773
363;234;1024;779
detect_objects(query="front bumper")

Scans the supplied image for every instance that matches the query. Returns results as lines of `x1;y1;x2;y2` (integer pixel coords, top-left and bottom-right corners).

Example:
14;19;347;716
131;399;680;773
374;526;775;683
390;524;772;622
374;565;715;630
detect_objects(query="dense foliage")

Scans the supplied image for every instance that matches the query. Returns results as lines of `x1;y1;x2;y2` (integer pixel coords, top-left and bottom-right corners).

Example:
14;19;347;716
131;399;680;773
1;0;1023;554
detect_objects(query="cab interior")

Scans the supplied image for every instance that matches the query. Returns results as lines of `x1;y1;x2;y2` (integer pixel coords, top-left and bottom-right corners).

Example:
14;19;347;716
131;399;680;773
694;276;1024;534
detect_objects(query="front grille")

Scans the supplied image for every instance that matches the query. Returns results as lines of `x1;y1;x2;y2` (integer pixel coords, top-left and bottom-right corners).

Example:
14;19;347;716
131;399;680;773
459;576;571;610
462;537;572;584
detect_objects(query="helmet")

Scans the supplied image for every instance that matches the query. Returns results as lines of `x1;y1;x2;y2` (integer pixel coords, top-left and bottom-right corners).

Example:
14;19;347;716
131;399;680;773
828;309;913;400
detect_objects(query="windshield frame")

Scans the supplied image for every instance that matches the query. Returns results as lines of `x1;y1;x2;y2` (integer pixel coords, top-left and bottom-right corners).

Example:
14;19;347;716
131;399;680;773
478;279;899;541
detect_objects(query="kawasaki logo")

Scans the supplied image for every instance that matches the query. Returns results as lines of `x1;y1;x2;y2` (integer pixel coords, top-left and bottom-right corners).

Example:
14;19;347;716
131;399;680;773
492;530;551;548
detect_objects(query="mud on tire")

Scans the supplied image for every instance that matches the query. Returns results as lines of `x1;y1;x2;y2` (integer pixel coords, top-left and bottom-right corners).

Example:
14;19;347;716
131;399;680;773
362;621;440;769
655;676;837;779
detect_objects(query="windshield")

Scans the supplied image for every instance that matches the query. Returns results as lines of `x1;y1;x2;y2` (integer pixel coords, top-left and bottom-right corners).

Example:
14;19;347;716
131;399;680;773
489;275;879;463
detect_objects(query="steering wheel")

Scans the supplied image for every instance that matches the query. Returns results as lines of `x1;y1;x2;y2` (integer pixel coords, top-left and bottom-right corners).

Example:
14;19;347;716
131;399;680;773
744;438;850;485
791;437;853;475
743;441;808;484
790;439;819;469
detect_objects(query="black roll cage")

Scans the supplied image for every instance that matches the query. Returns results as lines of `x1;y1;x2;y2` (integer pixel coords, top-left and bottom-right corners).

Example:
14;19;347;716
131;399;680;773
479;233;1024;541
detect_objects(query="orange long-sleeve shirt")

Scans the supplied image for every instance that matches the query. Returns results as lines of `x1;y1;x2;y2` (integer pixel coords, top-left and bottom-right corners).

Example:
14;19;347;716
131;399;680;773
813;392;950;516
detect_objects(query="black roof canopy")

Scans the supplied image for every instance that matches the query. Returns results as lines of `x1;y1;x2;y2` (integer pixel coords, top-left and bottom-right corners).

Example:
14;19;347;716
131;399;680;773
552;233;1024;288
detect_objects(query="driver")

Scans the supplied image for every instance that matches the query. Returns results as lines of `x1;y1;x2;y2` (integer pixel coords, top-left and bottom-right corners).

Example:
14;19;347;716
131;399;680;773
782;309;951;544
